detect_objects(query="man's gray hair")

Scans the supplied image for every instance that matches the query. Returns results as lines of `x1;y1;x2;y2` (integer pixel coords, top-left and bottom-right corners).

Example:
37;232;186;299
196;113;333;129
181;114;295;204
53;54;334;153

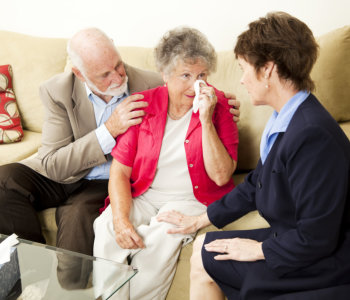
66;39;85;73
155;27;217;76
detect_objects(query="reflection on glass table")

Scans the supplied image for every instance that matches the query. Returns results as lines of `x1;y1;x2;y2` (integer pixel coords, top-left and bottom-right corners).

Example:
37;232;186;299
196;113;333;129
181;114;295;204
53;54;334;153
0;234;137;300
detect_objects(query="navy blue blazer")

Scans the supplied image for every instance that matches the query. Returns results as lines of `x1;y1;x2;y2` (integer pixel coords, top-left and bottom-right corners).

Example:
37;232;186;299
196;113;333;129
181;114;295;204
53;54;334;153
206;94;350;297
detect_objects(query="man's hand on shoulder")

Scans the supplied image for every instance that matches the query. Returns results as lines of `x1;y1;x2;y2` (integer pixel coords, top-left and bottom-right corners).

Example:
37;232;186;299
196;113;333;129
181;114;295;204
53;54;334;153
105;94;148;138
224;92;240;123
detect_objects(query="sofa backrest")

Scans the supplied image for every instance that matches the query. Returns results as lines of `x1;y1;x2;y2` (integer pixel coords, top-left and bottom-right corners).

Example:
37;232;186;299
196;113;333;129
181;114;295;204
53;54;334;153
0;31;67;133
1;26;348;172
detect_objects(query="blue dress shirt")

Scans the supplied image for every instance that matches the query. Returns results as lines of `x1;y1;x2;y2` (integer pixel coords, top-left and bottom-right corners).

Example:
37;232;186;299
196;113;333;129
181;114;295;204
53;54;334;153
84;84;129;179
260;91;310;164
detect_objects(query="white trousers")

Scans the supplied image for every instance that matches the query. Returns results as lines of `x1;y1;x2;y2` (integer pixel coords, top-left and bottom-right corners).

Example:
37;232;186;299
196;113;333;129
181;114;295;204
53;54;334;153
93;195;206;300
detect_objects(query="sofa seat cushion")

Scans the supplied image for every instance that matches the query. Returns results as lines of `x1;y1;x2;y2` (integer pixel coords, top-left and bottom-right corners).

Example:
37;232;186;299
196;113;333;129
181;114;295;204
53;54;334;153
0;130;41;165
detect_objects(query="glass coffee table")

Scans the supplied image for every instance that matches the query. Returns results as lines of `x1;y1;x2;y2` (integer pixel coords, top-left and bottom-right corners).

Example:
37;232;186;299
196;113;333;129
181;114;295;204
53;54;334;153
0;234;137;300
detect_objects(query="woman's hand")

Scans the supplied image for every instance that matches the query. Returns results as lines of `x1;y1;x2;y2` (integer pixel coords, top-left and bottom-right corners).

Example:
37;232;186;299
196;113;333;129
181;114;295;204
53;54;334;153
157;210;210;235
113;217;145;249
198;85;217;124
204;238;265;261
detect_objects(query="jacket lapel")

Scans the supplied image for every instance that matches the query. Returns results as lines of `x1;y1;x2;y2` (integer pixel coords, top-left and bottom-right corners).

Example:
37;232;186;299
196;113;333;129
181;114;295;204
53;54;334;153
71;76;96;136
125;64;150;94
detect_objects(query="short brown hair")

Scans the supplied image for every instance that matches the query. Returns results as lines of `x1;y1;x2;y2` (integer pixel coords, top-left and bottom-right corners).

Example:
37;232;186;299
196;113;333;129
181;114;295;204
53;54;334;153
155;27;217;76
234;11;319;92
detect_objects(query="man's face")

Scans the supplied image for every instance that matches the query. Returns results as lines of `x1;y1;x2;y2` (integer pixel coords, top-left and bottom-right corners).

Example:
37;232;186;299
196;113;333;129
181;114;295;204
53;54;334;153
83;47;128;97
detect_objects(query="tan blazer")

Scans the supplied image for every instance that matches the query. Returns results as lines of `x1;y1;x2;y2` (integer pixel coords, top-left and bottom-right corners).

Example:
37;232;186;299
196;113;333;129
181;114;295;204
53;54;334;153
22;64;163;183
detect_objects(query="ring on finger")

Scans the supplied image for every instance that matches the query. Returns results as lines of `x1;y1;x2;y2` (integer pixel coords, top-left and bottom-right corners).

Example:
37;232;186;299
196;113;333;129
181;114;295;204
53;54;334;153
209;94;215;99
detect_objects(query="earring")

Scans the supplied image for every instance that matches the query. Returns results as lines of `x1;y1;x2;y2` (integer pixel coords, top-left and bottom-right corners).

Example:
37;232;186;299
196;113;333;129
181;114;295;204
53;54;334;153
264;75;269;88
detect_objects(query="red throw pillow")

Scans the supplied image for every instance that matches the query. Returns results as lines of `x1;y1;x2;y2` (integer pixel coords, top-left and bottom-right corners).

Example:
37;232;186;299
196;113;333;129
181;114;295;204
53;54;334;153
0;65;23;144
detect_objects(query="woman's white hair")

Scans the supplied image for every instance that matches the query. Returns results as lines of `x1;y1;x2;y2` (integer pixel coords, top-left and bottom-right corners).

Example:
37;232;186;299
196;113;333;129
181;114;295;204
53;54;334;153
155;26;217;76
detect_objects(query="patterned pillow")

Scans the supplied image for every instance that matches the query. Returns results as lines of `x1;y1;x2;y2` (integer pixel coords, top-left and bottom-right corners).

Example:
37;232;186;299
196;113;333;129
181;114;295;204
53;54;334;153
0;64;23;143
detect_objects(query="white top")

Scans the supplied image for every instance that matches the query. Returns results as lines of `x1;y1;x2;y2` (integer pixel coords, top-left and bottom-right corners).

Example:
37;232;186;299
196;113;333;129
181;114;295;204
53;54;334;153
138;108;195;205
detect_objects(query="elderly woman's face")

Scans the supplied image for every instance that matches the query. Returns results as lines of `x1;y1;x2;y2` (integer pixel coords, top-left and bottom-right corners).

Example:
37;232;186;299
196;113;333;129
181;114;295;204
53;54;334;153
238;57;268;106
164;59;208;103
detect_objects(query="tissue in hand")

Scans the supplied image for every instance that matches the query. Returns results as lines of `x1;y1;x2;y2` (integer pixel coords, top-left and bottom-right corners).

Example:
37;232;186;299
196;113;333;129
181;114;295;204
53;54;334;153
193;80;206;113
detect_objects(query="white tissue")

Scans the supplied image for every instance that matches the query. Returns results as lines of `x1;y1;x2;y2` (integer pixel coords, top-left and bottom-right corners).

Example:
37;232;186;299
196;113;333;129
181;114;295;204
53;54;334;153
0;234;19;264
193;80;207;113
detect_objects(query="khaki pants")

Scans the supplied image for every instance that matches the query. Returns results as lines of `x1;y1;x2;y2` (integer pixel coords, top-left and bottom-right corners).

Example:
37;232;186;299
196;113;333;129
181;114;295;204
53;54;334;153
93;196;206;300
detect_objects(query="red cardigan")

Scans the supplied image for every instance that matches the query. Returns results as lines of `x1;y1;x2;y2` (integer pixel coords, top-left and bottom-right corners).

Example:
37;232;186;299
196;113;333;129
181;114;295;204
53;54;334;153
101;85;238;212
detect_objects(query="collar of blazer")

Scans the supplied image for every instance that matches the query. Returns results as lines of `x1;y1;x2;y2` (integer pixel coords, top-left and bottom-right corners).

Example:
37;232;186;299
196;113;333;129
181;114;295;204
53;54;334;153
124;63;158;95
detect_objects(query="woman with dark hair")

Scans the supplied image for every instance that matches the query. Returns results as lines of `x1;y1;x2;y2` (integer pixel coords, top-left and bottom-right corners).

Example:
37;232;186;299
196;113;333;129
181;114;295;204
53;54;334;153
158;12;350;299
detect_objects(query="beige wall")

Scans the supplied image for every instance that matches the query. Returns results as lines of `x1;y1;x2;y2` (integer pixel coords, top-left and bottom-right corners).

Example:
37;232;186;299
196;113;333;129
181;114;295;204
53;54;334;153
1;0;349;50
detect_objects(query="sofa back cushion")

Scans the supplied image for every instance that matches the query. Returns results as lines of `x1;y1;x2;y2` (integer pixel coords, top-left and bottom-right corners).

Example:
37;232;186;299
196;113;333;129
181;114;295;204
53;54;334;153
311;26;350;122
0;31;68;133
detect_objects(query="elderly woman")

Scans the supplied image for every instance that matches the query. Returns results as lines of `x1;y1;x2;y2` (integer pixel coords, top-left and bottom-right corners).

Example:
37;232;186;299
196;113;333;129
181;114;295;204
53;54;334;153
93;27;238;300
158;12;350;300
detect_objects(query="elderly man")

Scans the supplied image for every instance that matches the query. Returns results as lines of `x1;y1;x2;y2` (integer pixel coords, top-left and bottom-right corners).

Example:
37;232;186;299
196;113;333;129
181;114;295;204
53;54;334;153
0;28;240;256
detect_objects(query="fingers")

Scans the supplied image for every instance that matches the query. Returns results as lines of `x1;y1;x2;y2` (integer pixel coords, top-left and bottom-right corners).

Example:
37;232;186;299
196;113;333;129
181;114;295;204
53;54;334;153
204;238;232;254
229;107;240;122
105;94;148;137
114;220;145;249
157;210;197;235
115;229;136;249
224;92;236;100
213;254;231;261
118;94;148;112
228;98;240;108
124;93;145;102
156;210;182;225
130;231;145;249
228;99;240;122
200;86;217;101
166;227;187;234
127;109;146;119
116;229;144;249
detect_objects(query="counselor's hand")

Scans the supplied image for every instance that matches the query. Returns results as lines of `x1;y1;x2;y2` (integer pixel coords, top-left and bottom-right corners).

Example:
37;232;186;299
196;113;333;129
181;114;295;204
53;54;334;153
157;210;210;235
204;237;265;262
113;217;145;249
105;94;148;138
224;92;241;122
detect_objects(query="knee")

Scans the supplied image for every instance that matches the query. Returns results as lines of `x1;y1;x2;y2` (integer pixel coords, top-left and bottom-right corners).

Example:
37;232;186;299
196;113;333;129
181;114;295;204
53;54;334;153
191;234;206;272
0;163;22;187
190;234;217;285
93;213;109;235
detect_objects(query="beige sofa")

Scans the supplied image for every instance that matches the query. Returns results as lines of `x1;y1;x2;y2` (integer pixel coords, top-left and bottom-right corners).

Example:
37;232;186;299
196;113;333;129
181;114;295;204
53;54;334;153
0;26;349;299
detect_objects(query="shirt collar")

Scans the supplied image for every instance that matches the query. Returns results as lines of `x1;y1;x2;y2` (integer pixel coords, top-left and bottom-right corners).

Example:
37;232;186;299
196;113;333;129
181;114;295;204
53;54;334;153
266;90;310;137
